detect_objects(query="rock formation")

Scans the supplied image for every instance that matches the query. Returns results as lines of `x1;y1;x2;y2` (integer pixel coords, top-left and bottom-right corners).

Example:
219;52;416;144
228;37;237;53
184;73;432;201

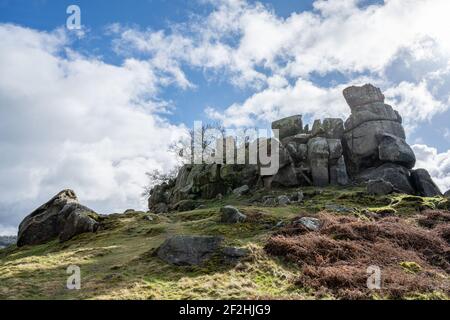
148;84;442;212
17;190;100;247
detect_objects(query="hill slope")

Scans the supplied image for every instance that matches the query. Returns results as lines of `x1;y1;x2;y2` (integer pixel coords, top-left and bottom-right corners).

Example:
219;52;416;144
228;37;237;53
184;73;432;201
0;187;449;300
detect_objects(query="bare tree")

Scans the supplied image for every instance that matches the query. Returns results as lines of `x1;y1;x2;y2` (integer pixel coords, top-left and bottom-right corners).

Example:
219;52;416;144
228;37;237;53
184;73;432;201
169;121;226;165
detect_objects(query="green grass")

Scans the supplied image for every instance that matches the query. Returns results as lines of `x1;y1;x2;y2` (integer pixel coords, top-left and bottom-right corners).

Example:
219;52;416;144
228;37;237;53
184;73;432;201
0;187;448;300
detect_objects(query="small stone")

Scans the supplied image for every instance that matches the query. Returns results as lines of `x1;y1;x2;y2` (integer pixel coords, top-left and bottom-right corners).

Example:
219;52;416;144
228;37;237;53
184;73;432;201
324;204;353;213
274;221;285;228
220;206;247;223
290;191;304;203
196;205;207;210
233;185;250;197
367;179;394;196
294;217;321;231
263;197;277;206
216;193;223;200
143;215;154;222
277;195;291;206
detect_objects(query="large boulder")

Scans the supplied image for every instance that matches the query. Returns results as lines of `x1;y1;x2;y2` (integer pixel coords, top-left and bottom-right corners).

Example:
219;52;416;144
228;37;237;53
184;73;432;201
271;115;303;140
267;163;300;188
284;142;308;164
367;179;394;196
343;120;406;175
411;169;442;197
17;190;99;247
342;84;409;176
308;137;330;187
327;139;343;161
322;118;344;139
343;84;385;111
378;134;416;169
148;182;171;213
444;190;450;198
157;235;223;266
356;163;415;195
344;102;401;131
329;156;349;186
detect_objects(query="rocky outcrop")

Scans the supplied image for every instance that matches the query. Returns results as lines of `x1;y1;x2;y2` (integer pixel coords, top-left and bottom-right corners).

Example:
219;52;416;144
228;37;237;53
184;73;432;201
445;190;450;198
148;83;442;211
17;190;100;247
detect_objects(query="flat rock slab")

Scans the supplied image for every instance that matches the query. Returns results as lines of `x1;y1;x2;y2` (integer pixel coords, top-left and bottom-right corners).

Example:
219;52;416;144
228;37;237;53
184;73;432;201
157;235;224;266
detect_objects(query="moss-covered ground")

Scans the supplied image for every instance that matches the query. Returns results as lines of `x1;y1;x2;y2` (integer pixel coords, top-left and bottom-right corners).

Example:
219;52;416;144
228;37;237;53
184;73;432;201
0;187;449;300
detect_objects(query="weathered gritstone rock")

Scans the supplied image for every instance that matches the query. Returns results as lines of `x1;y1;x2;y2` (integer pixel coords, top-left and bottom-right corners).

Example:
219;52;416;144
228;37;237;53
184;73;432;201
343;120;406;175
156;235;224;266
233;185;250;196
367;179;394;196
329;156;349;186
322;118;345;139
444;190;450;198
357;163;415;195
17;190;99;247
344;102;401;131
148;83;441;206
294;217;321;231
277;195;291;206
271;115;303;140
343;84;385;110
220;206;247;223
411;169;442;197
378;133;416;169
342;84;409;176
308;137;330;187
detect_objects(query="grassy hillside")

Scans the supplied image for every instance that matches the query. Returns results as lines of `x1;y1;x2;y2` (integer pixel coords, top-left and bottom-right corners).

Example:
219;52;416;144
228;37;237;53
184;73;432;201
0;187;449;300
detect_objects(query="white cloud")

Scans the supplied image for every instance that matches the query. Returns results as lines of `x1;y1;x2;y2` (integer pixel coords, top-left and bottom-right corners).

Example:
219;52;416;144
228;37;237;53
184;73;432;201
0;24;186;233
384;81;447;133
111;0;450;128
206;78;350;127
412;144;450;193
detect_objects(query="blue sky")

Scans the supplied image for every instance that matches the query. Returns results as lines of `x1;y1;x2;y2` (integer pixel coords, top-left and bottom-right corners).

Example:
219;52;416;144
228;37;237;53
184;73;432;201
1;0;450;234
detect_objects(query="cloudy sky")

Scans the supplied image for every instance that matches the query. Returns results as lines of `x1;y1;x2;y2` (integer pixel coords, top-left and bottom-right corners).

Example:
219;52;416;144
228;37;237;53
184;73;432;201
1;0;450;235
